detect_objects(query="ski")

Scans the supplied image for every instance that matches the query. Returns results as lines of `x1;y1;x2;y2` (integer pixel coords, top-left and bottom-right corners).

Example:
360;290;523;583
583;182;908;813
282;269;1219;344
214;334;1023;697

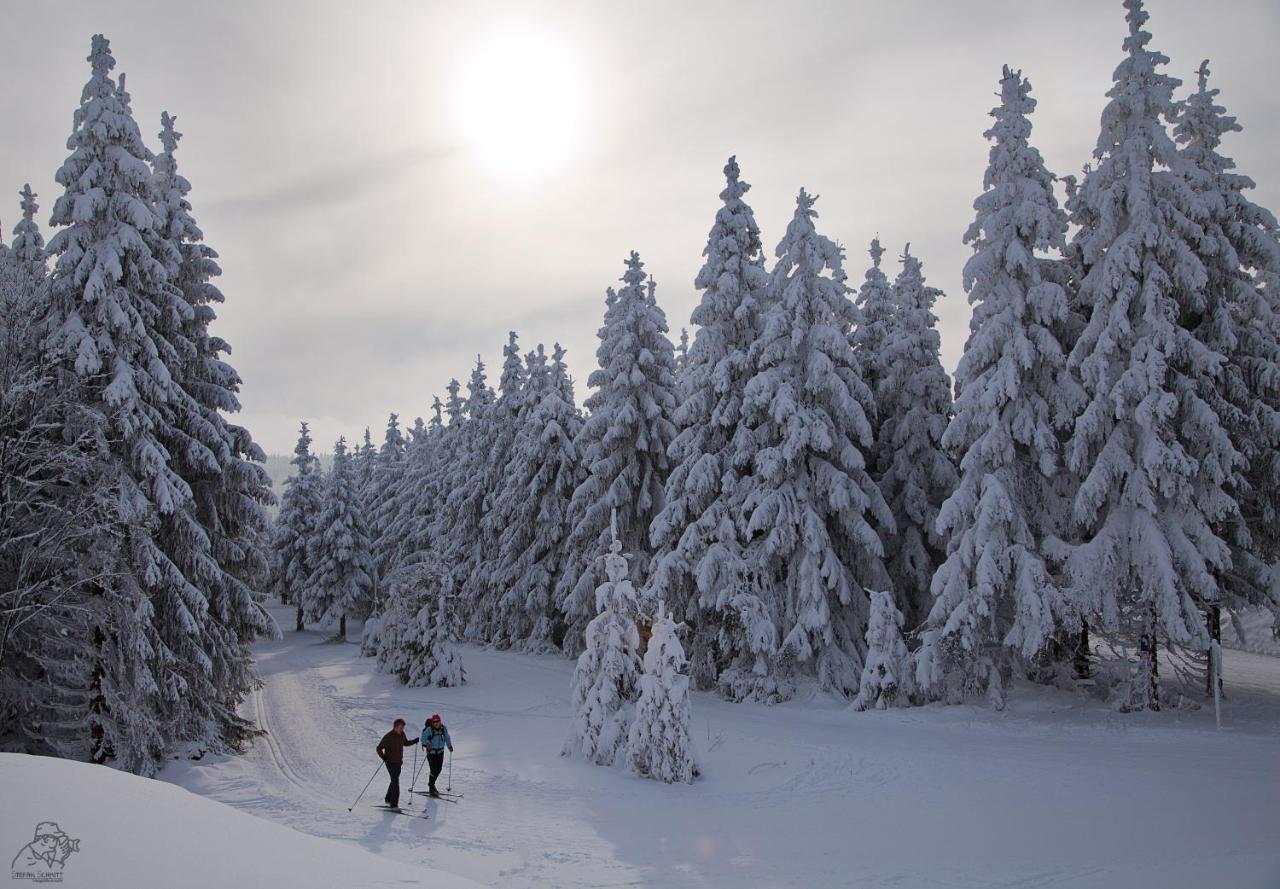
408;791;460;803
372;805;428;819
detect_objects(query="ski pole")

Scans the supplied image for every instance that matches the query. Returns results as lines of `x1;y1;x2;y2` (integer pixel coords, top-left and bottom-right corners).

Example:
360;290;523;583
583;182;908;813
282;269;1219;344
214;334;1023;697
408;745;418;807
348;761;384;812
447;749;452;793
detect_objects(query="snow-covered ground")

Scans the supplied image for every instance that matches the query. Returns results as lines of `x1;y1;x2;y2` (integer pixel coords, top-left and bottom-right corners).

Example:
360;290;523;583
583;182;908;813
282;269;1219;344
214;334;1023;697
1223;607;1280;657
161;605;1280;889
0;752;483;889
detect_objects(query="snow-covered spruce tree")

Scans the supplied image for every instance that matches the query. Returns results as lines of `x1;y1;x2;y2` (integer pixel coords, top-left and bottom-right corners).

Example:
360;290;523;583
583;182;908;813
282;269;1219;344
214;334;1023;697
1062;0;1238;711
648;156;772;695
42;35;228;765
403;379;464;583
853;590;916;711
0;259;161;769
676;327;690;374
917;67;1082;708
1174;61;1280;628
374;562;464;687
152;111;276;738
272;422;323;629
627;602;697;783
3;185;48;335
369;413;407;590
492;344;584;650
738;190;892;698
471;332;531;643
850;238;895;439
875;245;958;629
559;253;678;654
428;580;466;687
355;428;376;507
306;437;375;640
436;358;495;639
381;398;449;582
563;515;642;766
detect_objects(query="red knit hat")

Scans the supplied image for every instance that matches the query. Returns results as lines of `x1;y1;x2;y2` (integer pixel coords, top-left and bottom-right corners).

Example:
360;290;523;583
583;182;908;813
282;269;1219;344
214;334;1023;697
430;714;441;722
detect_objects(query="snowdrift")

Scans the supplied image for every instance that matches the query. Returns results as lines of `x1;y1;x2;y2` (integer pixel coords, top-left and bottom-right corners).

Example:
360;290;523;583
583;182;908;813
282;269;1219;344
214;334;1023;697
0;753;482;889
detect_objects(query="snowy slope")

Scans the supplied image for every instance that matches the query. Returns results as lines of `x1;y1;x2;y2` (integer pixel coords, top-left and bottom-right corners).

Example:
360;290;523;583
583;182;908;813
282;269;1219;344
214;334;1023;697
163;605;1280;889
0;752;482;889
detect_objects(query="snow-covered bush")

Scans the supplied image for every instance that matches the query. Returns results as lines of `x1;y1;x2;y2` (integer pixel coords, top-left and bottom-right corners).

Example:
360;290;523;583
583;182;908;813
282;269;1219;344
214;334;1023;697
359;614;383;658
627;603;697;783
853;590;916;711
563;517;642;766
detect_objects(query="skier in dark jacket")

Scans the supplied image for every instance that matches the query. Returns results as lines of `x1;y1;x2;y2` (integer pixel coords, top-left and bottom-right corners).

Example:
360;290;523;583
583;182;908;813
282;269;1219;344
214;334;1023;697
419;714;454;797
376;718;418;808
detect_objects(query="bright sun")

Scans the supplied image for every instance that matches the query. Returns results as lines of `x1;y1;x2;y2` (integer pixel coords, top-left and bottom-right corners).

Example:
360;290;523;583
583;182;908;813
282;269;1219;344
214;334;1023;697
455;29;584;179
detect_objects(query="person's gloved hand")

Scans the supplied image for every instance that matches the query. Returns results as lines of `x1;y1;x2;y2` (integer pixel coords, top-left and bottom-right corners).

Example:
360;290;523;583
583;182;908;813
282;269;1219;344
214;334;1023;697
448;747;454;753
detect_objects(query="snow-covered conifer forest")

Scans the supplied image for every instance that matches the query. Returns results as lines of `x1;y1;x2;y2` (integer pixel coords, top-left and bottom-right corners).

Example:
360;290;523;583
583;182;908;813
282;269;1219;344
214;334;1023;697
2;2;1278;886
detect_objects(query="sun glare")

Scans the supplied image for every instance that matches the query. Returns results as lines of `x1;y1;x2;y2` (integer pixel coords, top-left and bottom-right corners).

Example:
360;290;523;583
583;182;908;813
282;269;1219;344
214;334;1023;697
454;29;584;180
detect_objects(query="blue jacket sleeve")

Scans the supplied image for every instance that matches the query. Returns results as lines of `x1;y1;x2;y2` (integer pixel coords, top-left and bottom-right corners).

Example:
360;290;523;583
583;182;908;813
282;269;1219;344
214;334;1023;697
444;727;453;750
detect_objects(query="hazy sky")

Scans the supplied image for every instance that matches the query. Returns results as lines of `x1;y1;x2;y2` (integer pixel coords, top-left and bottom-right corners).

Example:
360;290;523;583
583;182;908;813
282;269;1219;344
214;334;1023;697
3;0;1278;454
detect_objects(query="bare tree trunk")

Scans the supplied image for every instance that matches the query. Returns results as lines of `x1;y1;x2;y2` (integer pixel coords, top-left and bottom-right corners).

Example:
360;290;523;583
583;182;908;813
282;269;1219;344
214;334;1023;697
90;626;108;764
340;613;347;641
1147;612;1160;712
295;602;303;632
1074;617;1091;680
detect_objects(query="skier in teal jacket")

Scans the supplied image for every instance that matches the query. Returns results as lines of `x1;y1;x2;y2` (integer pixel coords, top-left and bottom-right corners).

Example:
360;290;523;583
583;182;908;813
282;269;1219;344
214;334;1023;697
420;714;454;797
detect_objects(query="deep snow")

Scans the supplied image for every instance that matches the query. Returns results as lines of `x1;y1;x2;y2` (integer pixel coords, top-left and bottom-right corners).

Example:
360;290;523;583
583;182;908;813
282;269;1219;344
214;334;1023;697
0;752;482;889
158;605;1280;889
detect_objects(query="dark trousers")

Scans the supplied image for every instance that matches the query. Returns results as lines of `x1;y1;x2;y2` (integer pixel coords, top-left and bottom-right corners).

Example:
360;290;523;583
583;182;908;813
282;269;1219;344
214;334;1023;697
384;761;402;806
427;751;445;791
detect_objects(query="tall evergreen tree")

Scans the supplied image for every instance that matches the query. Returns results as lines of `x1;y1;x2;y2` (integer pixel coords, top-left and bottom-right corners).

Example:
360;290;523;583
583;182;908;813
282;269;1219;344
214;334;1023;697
650;157;770;691
438;358;495;636
381;406;435;581
272;422;323;630
10;185;46;280
369;413;406;587
43;35;221;764
354;428;376;506
876;246;959;627
1174;61;1280;626
306;437;375;640
850;238;895;438
1062;0;1238;710
918;67;1082;707
559;253;678;653
1;185;48;352
0;207;152;769
738;190;891;698
492;344;584;650
471;333;530;641
152;110;276;737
